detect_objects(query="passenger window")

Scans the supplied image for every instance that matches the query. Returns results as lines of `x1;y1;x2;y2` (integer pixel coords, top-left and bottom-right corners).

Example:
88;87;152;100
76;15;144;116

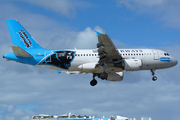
89;54;91;56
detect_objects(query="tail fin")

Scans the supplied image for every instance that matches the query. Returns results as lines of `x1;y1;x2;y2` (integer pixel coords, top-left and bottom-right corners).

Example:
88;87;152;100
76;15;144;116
6;19;43;50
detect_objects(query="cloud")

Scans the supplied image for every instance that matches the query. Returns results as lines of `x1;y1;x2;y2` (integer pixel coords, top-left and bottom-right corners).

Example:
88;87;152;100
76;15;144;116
117;0;180;29
17;0;95;18
25;0;75;18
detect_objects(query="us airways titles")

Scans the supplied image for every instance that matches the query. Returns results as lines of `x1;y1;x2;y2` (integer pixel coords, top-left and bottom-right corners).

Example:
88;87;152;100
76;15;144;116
93;49;143;53
17;30;32;48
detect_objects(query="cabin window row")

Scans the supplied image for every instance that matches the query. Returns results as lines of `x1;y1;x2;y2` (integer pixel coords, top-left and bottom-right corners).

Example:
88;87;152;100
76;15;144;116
75;54;98;56
75;53;152;57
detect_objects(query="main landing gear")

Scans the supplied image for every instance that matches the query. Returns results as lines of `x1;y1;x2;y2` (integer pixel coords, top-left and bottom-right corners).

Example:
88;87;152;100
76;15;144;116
90;74;98;86
90;72;108;86
151;69;157;81
99;72;108;80
90;79;97;86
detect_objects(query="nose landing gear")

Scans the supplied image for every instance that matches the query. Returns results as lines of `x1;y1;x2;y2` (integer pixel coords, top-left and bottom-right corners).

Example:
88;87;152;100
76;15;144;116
151;69;157;81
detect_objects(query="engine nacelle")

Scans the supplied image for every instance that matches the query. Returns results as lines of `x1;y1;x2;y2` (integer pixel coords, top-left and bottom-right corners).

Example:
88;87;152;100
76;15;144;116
124;59;142;71
106;72;123;81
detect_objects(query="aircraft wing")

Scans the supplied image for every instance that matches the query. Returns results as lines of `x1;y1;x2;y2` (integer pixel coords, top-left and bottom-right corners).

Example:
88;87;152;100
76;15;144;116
96;31;122;64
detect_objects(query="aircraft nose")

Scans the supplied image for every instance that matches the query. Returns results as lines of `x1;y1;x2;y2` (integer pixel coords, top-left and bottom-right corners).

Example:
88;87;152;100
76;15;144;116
172;57;178;66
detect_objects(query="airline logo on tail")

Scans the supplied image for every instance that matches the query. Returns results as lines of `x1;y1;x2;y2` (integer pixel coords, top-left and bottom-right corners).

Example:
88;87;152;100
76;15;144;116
17;30;32;48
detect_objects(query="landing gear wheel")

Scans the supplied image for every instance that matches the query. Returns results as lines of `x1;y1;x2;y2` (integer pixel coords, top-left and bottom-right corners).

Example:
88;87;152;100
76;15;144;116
151;69;157;81
90;79;97;86
152;76;157;81
100;72;108;80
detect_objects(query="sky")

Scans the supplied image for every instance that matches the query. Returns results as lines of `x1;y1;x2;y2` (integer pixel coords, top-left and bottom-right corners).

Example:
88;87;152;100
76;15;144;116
0;0;180;120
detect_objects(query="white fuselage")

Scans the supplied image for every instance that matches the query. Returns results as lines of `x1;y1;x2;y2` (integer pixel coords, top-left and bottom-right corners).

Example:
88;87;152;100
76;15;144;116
37;48;177;73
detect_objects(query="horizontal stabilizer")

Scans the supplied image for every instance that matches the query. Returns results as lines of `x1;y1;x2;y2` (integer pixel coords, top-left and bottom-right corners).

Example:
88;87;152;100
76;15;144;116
11;46;32;57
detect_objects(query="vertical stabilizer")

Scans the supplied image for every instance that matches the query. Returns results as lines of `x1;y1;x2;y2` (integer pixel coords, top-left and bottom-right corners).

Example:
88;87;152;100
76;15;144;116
6;19;43;50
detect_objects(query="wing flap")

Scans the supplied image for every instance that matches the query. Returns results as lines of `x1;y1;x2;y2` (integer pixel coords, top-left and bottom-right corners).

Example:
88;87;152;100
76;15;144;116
11;46;32;57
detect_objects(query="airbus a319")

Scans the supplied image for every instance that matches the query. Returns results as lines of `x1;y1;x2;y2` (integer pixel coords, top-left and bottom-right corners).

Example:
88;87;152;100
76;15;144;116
3;20;178;86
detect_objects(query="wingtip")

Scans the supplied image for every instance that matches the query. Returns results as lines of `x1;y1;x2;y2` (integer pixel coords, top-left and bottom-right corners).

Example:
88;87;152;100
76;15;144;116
95;31;102;37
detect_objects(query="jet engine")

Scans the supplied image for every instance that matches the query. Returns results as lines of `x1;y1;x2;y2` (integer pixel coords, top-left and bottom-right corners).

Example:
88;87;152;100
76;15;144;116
106;72;123;81
124;59;142;71
115;59;142;71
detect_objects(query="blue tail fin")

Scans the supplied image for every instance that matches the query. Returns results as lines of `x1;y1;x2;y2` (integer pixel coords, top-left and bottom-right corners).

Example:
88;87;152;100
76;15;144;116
6;19;43;50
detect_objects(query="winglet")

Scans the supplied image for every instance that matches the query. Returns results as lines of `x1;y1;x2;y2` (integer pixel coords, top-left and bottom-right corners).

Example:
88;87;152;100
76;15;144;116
95;31;102;37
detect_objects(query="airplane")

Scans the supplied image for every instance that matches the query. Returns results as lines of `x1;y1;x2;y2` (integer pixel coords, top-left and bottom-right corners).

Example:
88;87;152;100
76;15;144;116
3;19;178;86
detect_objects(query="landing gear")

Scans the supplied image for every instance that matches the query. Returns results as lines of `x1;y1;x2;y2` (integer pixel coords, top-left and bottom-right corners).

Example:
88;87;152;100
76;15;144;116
99;72;108;80
90;73;98;86
90;72;108;86
152;76;157;81
151;69;157;81
90;79;97;86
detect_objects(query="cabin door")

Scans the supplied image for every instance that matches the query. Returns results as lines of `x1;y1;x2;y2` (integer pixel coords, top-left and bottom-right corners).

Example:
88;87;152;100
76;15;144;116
152;50;159;60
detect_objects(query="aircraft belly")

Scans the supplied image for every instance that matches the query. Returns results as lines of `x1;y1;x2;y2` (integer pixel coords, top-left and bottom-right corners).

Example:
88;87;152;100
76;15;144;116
36;64;66;71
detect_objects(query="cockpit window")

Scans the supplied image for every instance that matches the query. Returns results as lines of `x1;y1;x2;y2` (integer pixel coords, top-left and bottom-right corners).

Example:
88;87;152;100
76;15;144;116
164;53;169;56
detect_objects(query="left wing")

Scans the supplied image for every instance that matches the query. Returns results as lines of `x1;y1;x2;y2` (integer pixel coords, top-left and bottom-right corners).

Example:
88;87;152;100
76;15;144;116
96;31;122;64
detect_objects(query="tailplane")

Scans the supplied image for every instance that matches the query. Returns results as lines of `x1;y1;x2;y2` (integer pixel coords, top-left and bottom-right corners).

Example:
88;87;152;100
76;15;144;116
11;46;32;57
6;19;43;50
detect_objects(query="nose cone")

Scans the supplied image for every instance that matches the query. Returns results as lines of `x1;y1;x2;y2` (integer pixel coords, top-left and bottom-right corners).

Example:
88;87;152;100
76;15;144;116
172;57;178;66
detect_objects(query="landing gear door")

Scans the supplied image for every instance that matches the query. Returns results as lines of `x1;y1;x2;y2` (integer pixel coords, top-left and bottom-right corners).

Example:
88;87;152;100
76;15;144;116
45;51;52;62
152;50;159;60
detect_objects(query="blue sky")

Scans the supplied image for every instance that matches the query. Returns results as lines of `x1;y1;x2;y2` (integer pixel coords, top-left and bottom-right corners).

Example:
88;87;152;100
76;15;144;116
0;0;180;120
